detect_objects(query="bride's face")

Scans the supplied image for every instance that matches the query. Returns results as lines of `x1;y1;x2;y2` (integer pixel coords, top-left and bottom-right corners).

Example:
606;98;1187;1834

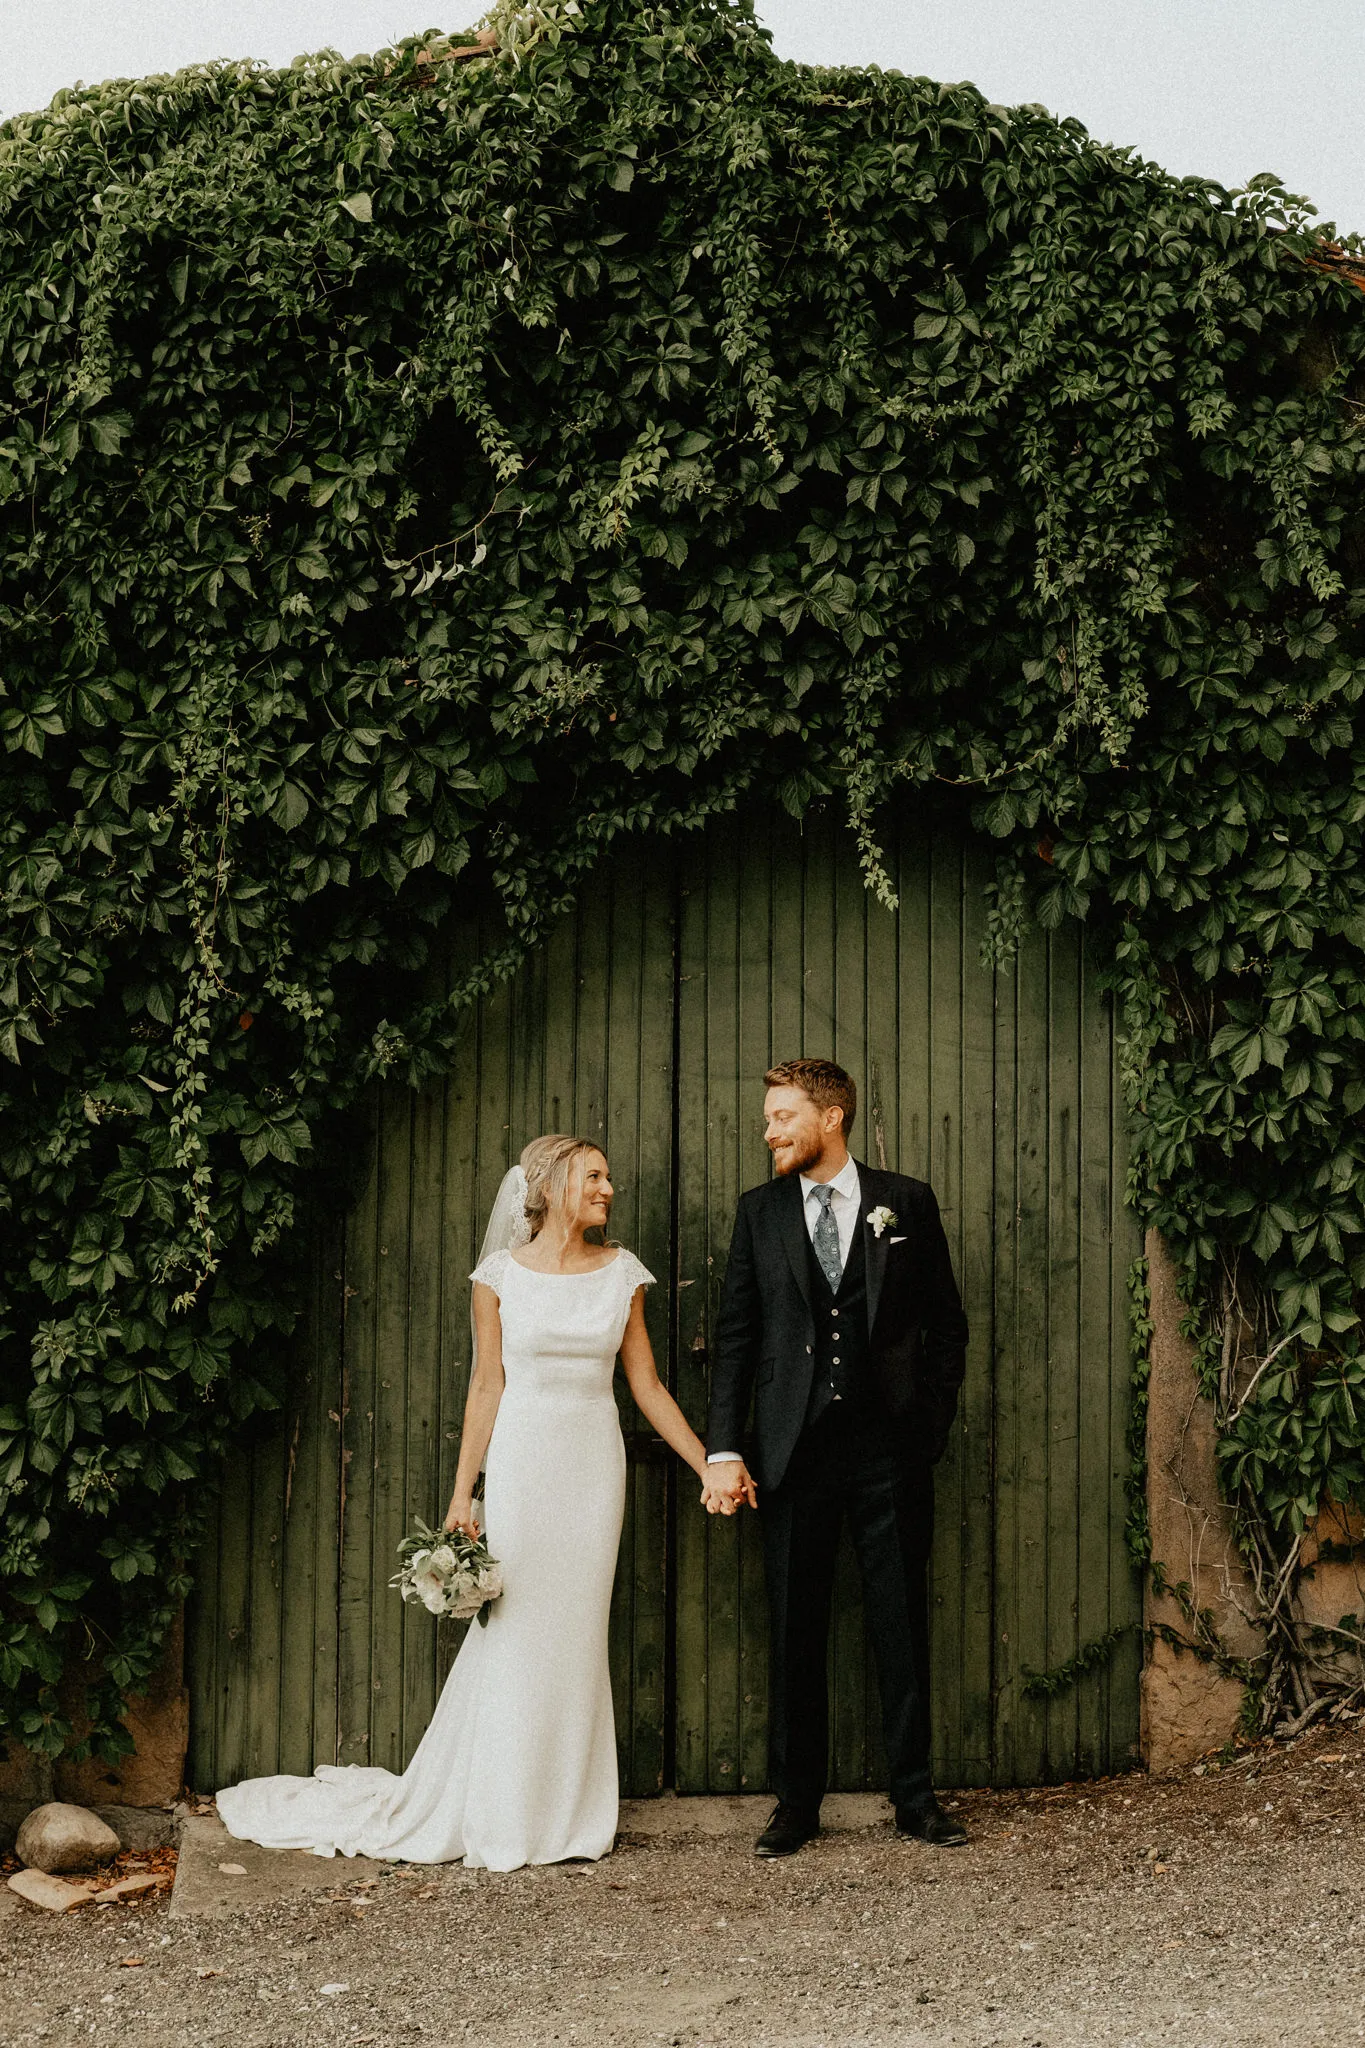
569;1149;613;1234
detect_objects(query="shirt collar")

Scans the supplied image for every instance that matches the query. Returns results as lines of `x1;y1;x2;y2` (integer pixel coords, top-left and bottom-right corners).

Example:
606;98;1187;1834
801;1156;860;1205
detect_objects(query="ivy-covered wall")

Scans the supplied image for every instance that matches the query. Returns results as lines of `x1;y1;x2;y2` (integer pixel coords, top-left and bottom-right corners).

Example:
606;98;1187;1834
2;0;1363;1761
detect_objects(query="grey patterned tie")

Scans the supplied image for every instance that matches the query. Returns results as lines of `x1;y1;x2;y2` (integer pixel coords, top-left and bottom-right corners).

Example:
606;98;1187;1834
812;1184;843;1292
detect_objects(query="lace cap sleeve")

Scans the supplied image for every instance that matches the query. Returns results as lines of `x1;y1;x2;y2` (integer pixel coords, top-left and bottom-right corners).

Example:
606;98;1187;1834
616;1249;656;1295
470;1247;511;1295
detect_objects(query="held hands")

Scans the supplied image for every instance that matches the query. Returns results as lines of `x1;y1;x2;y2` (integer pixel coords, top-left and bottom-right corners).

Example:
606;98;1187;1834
700;1459;758;1517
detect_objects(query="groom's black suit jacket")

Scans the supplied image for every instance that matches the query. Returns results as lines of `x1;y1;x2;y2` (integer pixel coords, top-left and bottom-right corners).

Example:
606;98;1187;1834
706;1162;969;1493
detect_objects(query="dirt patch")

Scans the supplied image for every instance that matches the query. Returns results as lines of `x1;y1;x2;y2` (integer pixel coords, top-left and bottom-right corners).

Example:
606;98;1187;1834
3;1720;1365;2047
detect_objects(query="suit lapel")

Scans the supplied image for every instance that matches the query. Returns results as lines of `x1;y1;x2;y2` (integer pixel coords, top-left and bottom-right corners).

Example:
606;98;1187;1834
775;1173;812;1308
858;1161;891;1334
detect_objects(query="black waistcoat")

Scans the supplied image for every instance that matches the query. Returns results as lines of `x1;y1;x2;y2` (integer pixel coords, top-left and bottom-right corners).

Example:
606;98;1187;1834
803;1216;872;1427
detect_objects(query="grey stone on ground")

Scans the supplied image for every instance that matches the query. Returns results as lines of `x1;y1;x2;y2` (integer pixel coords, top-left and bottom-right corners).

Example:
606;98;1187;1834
91;1805;178;1854
15;1803;121;1874
2;1722;1364;2047
170;1815;387;1920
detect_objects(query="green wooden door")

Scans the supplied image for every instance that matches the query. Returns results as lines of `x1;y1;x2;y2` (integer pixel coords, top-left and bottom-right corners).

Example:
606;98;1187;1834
188;810;1140;1795
671;811;1140;1790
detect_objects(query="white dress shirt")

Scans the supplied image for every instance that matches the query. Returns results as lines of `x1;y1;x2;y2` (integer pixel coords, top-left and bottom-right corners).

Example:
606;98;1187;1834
800;1155;861;1271
708;1157;862;1463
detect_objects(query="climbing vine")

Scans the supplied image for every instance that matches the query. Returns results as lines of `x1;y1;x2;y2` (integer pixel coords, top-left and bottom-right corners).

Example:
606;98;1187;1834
2;0;1364;1758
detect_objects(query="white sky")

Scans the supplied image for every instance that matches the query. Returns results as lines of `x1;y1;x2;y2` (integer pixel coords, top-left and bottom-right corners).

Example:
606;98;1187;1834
3;1;1361;233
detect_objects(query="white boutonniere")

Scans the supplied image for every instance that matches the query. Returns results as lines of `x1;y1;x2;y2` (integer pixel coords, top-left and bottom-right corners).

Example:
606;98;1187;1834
868;1205;897;1238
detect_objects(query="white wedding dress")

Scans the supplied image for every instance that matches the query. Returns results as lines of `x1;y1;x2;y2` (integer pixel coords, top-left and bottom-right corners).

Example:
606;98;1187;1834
216;1246;652;1870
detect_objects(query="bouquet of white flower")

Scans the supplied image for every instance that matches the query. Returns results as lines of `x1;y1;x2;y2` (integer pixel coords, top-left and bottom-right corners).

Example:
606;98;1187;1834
390;1514;504;1626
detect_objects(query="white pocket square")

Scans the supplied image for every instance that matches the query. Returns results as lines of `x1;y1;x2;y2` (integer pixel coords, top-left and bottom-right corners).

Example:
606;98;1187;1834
890;1235;907;1244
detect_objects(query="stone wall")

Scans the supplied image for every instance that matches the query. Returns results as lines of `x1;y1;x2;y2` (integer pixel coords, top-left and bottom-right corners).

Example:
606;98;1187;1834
1141;1230;1263;1772
1296;1497;1365;1683
0;1608;188;1813
1140;1233;1365;1769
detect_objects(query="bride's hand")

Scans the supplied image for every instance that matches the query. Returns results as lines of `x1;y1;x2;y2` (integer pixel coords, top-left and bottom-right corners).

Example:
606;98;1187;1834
444;1495;480;1538
701;1460;757;1515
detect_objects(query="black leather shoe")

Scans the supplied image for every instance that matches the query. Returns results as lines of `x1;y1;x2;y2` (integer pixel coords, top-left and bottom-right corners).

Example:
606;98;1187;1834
755;1803;820;1858
895;1796;968;1847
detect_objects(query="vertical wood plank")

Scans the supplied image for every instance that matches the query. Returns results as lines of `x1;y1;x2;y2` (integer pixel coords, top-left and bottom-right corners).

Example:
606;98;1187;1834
239;1437;285;1780
892;820;937;1788
616;862;674;1795
829;817;871;1792
1044;926;1083;1777
602;879;642;1794
862;839;901;1795
1075;936;1115;1775
278;1218;344;1775
987;933;1023;1787
336;1097;381;1767
673;827;715;1794
925;834;968;1784
211;1444;253;1785
366;1094;413;1773
434;914;500;1698
739;815;797;1791
994;914;1053;1784
1107;1003;1144;1765
399;1086;446;1765
699;815;743;1795
956;839;999;1786
185;1495;221;1790
708;813;776;1798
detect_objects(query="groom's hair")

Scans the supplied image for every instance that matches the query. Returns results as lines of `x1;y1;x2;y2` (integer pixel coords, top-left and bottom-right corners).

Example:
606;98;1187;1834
763;1058;856;1138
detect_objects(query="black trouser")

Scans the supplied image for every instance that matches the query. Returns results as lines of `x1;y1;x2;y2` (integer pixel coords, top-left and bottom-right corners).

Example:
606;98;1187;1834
760;1402;935;1815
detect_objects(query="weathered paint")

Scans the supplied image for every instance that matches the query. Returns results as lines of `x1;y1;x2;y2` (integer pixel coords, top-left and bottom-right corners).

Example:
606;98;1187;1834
189;811;1140;1794
189;864;675;1796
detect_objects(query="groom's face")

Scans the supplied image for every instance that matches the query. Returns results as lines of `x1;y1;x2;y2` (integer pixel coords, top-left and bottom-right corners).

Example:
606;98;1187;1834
763;1085;841;1177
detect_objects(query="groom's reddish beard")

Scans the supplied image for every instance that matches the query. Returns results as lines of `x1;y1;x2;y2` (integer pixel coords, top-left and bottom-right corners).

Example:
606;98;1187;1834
769;1132;823;1177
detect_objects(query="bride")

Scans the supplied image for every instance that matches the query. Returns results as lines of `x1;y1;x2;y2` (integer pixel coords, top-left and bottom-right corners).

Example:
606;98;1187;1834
217;1134;728;1871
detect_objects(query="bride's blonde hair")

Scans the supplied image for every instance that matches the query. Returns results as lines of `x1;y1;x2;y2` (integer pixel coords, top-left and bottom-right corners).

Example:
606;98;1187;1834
520;1134;605;1238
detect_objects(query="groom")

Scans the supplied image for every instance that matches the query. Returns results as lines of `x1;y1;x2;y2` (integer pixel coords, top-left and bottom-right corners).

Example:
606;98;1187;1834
704;1059;969;1856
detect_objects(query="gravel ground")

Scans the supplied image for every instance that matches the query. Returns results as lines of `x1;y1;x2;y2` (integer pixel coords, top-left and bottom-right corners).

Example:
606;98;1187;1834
3;1719;1364;2048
